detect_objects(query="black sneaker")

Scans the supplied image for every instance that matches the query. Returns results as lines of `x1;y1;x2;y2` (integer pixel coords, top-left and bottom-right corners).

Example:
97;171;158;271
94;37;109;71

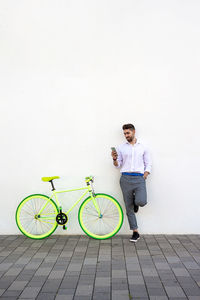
130;231;140;242
133;193;139;213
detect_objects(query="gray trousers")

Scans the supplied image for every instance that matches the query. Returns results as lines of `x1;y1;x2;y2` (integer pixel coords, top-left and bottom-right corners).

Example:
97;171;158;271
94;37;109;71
120;174;147;230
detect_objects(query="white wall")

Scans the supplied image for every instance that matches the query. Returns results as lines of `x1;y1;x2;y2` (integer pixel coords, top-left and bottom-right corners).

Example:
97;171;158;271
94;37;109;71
1;0;200;235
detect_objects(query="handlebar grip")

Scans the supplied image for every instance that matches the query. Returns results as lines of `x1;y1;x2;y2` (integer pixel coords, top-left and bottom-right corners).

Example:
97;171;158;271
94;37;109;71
85;176;94;183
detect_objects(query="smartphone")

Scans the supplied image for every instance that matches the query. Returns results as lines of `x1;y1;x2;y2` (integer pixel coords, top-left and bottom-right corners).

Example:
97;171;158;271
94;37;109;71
111;147;117;152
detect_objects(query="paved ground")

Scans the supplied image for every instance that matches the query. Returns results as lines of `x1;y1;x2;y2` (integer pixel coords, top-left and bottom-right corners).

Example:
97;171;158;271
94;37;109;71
0;235;200;300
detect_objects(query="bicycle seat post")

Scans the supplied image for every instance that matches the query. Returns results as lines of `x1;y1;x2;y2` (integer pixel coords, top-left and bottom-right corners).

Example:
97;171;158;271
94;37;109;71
49;180;55;191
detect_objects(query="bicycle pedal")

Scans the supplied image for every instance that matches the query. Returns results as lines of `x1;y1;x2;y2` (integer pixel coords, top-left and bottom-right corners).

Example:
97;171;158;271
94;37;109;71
63;225;67;230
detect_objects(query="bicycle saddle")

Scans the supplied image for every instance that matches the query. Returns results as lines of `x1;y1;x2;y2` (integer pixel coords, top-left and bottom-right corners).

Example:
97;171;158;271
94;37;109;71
41;176;60;182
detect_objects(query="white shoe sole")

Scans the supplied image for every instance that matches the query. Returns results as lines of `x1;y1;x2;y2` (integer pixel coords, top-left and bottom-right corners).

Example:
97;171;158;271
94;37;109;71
129;237;140;242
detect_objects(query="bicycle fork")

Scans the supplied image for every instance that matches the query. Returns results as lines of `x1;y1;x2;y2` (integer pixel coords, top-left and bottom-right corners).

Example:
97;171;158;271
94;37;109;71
88;188;102;218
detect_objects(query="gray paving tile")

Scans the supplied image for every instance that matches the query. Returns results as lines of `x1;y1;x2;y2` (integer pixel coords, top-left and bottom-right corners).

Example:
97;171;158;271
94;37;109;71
59;278;79;289
112;283;128;291
16;274;33;281
147;287;167;296
149;297;168;300
34;267;52;276
0;263;13;271
112;289;130;300
93;286;110;295
57;288;76;295
74;296;92;300
112;269;127;278
0;297;18;300
48;270;65;279
27;279;46;288
183;261;200;269
41;279;61;293
80;266;96;274
83;257;97;265
154;262;171;270
75;284;93;296
182;285;200;296
1;290;22;297
19;286;41;298
8;280;28;290
4;267;23;277
67;263;82;272
165;286;186;298
93;292;110;300
129;284;149;297
168;298;187;300
0;289;5;296
37;292;56;300
127;275;145;284
78;277;95;285
142;268;158;276
55;295;73;300
94;277;111;287
0;276;16;289
172;268;190;277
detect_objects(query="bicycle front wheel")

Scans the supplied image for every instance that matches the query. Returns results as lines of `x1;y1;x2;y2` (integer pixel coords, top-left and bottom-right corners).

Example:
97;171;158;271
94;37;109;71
16;194;59;239
78;193;123;239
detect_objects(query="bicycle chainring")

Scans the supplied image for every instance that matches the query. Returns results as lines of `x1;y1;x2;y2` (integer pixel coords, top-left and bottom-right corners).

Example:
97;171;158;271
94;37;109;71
56;212;68;225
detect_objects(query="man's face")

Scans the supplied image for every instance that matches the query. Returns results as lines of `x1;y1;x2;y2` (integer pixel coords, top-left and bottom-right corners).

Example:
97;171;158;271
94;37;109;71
123;129;135;143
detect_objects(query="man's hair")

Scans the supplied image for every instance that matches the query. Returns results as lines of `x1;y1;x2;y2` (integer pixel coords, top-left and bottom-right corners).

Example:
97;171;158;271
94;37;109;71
122;124;135;131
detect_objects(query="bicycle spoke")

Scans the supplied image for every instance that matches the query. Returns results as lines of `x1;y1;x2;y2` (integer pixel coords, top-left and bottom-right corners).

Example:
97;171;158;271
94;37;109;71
38;219;55;225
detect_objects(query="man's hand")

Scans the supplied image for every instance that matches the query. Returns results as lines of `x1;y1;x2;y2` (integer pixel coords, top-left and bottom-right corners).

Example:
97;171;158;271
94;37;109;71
111;150;118;161
111;150;118;166
143;171;149;180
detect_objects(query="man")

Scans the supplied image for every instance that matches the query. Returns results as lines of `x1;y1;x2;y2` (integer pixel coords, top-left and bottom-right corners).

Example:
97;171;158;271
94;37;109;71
111;124;152;242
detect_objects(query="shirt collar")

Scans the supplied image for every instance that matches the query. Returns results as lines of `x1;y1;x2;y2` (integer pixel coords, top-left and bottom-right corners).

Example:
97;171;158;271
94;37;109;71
126;138;140;145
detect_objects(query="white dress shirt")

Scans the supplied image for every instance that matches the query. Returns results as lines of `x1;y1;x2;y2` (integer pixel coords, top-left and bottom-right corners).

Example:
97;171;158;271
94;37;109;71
115;140;152;174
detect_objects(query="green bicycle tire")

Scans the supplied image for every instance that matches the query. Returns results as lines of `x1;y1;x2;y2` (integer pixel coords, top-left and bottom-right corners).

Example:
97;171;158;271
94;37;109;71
16;194;59;240
78;193;123;240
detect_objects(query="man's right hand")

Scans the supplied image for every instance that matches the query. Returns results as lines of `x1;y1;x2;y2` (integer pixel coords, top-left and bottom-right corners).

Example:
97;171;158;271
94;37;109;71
111;150;118;161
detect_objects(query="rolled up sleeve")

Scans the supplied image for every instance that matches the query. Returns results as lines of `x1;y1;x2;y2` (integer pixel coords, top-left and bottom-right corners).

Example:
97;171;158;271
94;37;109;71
115;148;123;169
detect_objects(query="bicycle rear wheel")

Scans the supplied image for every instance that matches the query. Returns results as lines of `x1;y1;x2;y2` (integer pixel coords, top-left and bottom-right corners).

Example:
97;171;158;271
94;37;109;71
16;194;58;239
78;193;123;239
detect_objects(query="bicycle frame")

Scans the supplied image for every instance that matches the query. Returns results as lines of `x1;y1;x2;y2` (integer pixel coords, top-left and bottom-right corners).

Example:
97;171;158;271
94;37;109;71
38;182;101;219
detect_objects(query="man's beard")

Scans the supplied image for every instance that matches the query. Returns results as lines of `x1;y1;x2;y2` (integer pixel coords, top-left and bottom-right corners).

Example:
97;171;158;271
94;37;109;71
126;136;133;142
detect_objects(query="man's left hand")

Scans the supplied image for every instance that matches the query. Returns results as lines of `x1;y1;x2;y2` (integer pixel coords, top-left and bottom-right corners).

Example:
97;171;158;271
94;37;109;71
143;171;149;180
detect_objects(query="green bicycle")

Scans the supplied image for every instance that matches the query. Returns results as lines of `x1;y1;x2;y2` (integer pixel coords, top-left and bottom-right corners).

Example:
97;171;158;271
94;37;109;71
16;176;123;240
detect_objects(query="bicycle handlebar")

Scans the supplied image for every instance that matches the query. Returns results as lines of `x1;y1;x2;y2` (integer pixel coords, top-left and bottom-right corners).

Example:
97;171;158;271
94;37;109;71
85;176;94;183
